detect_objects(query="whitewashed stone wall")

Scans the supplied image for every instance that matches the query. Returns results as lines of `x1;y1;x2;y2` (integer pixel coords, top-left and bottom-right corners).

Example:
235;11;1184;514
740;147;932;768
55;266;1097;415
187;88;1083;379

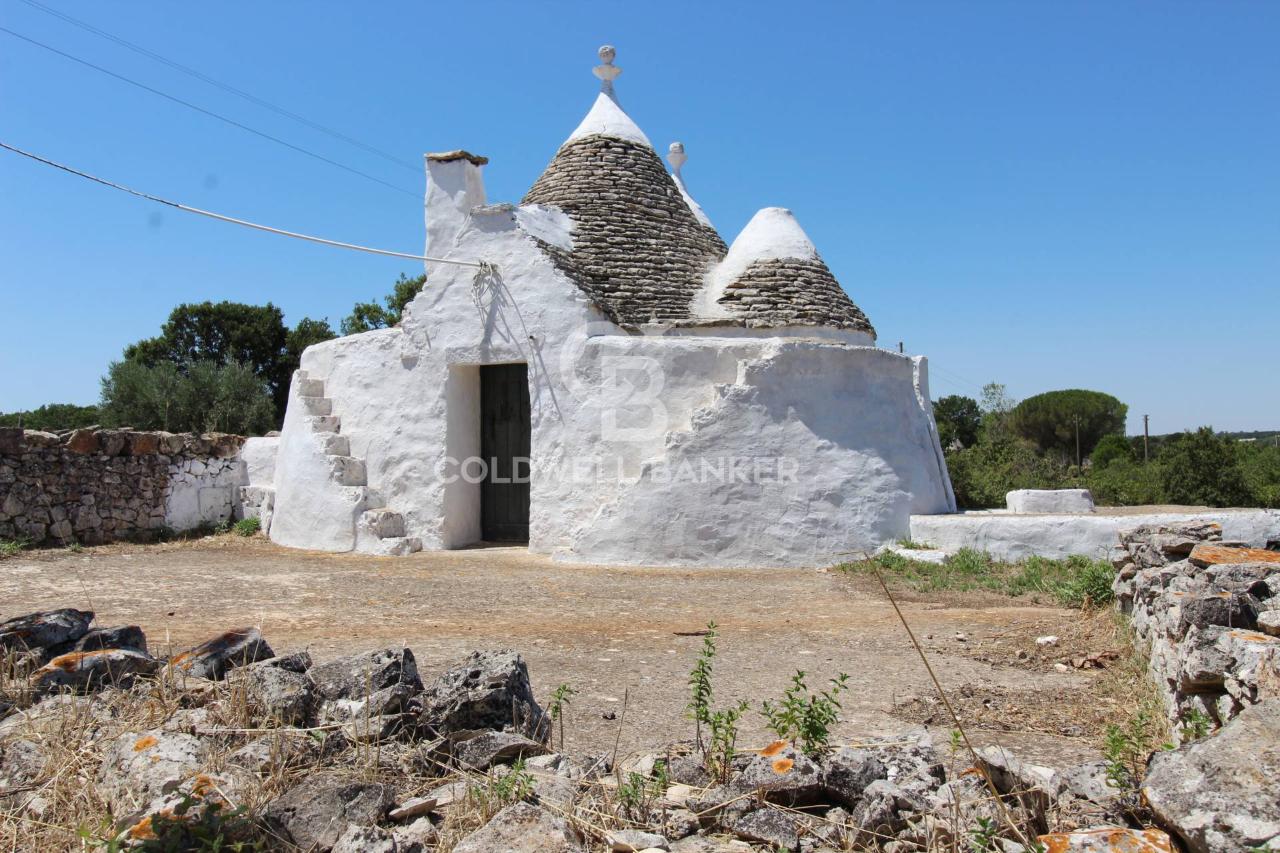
269;156;955;566
0;427;266;545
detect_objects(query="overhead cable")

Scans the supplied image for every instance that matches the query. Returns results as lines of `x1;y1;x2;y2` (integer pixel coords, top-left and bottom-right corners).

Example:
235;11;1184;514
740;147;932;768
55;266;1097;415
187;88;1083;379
0;26;418;198
17;0;419;173
0;140;484;268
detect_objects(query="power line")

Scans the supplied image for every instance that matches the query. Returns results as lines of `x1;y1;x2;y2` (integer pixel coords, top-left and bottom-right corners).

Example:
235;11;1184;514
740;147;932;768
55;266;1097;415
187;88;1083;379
17;0;419;174
0;26;418;199
0;140;485;268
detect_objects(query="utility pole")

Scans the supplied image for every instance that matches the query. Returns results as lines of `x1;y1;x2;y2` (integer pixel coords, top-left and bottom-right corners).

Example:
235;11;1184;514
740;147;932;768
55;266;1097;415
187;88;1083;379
898;341;904;353
1143;414;1150;463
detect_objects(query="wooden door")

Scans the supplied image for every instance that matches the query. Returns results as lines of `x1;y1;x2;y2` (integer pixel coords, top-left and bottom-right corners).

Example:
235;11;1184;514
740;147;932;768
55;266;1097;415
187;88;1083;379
480;364;530;542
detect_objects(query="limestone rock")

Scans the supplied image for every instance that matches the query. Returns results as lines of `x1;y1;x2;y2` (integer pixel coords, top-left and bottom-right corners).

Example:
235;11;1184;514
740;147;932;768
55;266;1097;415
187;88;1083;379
310;647;422;702
0;739;47;806
1258;610;1280;637
390;816;439;852
264;777;396;852
169;627;274;680
822;746;887;808
1035;828;1176;852
729;743;823;805
418;649;545;738
97;729;211;812
1143;699;1280;852
331;823;396;853
729;807;802;849
0;608;93;654
452;800;584;853
72;625;147;654
229;653;316;725
608;828;670;851
31;648;158;694
1190;543;1280;568
1059;760;1125;805
454;730;548;770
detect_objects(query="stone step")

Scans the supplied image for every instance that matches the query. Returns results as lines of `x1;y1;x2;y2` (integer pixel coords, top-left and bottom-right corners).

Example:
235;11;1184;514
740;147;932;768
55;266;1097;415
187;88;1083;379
359;509;405;539
319;433;350;456
305;416;340;433
297;377;325;397
357;536;422;557
326;456;367;486
299;396;332;416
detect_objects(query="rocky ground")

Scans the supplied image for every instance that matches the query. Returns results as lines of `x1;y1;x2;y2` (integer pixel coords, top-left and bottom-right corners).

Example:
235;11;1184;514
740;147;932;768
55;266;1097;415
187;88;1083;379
0;606;1241;853
0;537;1128;764
3;533;1278;850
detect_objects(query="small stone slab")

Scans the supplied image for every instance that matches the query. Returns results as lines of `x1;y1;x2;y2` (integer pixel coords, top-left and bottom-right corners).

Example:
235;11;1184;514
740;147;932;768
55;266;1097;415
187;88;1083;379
169;627;273;680
452;801;584;853
607;828;670;851
0;608;93;653
1189;543;1280;568
453;730;547;771
31;648;158;694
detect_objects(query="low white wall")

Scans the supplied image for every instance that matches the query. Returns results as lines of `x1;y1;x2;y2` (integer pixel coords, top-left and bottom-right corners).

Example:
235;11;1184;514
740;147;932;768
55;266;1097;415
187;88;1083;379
1006;489;1094;513
163;456;247;531
909;510;1280;562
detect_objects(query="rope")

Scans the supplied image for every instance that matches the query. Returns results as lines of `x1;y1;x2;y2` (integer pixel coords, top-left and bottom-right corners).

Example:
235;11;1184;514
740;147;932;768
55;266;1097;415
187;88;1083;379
0;141;487;268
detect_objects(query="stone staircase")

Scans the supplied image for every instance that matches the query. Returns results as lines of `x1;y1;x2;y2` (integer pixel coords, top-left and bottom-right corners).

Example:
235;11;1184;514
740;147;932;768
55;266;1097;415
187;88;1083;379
295;372;421;556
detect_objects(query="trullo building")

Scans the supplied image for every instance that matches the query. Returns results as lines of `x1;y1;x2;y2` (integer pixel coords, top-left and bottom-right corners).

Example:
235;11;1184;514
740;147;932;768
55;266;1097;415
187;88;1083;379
267;46;955;566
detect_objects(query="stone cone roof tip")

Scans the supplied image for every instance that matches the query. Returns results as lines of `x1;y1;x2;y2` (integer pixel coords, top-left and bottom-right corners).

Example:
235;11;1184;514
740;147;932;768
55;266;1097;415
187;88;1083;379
567;92;653;149
714;207;876;335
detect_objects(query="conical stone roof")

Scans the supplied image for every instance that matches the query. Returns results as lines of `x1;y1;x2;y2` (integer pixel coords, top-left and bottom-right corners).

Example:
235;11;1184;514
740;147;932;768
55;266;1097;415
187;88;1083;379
713;208;874;334
523;112;727;326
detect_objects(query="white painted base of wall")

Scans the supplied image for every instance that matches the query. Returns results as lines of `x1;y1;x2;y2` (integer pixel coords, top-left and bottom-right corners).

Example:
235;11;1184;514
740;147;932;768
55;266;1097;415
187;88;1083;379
909;509;1280;562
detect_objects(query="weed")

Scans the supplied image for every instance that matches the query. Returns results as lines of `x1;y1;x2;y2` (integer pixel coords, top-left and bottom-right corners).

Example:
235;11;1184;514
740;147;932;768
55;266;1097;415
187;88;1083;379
1179;706;1213;742
470;757;534;819
760;670;850;756
548;682;576;750
210;519;232;535
0;536;31;559
233;516;261;537
706;700;749;784
1103;707;1170;790
841;550;1115;609
616;763;668;822
686;620;717;751
968;816;1000;851
895;537;935;550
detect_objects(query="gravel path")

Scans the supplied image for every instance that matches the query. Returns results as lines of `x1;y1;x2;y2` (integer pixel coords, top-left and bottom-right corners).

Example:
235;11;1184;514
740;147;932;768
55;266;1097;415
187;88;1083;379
2;537;1103;766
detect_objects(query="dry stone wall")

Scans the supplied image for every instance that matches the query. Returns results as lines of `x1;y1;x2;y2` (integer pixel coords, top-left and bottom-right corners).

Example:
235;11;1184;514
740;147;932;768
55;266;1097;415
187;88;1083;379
0;427;250;545
1112;520;1280;737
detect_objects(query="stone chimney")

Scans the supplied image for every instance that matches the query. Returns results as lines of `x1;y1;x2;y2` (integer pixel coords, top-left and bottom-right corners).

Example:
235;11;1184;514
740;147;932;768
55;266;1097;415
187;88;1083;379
424;150;488;256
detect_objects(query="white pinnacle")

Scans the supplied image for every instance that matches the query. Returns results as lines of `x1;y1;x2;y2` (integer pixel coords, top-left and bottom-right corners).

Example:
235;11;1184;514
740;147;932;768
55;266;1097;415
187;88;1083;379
667;141;713;228
567;45;652;148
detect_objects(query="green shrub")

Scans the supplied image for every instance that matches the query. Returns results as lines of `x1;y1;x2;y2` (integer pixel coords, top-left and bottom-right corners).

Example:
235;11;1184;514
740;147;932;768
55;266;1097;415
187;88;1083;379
233;517;261;537
1090;433;1135;468
1159;427;1251;507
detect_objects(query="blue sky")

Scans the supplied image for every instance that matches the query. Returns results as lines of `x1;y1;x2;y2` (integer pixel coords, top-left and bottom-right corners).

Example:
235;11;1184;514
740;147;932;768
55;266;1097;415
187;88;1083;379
1;1;1276;433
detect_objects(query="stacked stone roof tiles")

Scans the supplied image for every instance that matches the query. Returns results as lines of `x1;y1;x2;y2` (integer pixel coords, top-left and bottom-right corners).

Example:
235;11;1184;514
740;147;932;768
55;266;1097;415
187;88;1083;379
522;123;873;335
719;257;875;333
522;134;727;326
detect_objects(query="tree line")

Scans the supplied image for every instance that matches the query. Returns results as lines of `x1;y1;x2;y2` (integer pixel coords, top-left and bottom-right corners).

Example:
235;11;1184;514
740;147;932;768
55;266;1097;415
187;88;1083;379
934;385;1280;509
0;274;424;436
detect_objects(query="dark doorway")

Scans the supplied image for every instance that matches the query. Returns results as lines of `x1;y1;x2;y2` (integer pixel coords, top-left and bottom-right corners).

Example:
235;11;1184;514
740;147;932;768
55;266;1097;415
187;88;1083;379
480;363;530;543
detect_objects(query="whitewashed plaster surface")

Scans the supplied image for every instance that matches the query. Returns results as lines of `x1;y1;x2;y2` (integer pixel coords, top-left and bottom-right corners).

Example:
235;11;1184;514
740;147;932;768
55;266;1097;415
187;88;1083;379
163;456;246;530
1005;488;1095;514
267;144;955;566
910;510;1280;562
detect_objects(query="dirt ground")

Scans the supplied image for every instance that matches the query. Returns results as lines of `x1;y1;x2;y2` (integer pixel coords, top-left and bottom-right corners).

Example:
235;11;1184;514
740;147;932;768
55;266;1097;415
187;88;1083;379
1;537;1124;767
